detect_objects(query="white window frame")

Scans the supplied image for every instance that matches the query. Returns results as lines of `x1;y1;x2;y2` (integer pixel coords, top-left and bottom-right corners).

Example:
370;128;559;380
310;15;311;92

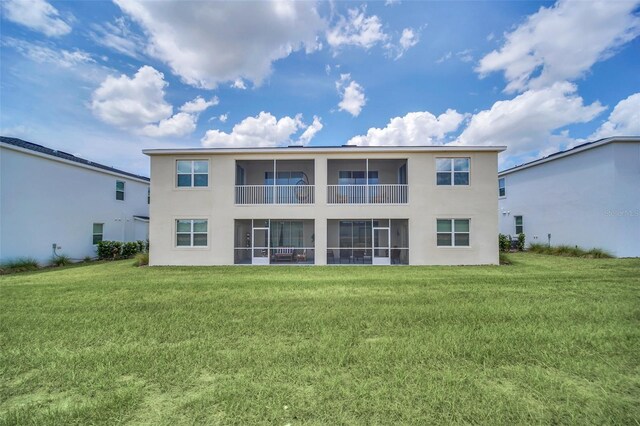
436;158;470;186
116;180;125;201
498;177;506;197
176;219;208;247
92;223;104;245
515;216;523;235
176;160;209;188
436;219;470;247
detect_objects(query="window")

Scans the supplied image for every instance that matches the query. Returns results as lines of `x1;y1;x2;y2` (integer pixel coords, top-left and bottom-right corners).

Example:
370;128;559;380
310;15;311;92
498;178;506;197
92;223;103;244
116;180;125;200
177;160;208;187
270;221;303;247
436;158;470;186
176;219;208;247
515;216;523;234
437;219;470;246
147;187;150;204
264;171;305;185
338;171;378;185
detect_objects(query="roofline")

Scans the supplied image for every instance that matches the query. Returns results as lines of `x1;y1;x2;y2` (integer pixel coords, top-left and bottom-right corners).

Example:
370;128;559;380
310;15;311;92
498;136;640;177
143;145;507;156
1;141;150;184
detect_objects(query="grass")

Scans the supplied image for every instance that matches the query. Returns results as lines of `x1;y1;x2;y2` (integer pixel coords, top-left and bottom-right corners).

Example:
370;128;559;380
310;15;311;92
133;252;149;267
528;243;613;258
1;253;638;425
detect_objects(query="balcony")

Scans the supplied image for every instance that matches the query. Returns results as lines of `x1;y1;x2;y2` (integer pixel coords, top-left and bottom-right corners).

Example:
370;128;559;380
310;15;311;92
327;159;408;204
235;159;314;205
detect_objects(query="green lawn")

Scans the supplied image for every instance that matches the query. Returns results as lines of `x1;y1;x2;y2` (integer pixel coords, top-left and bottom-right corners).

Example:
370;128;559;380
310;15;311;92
1;254;639;425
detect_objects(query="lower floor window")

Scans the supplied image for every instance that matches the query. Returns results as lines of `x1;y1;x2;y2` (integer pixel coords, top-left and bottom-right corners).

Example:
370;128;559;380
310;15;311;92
515;215;523;234
92;223;103;245
437;219;470;246
177;219;208;247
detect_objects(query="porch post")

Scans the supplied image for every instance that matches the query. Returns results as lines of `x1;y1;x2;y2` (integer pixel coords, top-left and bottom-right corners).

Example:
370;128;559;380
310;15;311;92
315;158;327;265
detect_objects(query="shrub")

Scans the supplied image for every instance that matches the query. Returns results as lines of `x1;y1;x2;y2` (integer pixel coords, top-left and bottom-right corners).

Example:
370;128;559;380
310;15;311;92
50;255;72;267
498;234;510;252
121;242;139;258
517;233;526;251
527;243;612;258
96;240;123;260
135;240;147;253
0;257;39;274
134;252;149;267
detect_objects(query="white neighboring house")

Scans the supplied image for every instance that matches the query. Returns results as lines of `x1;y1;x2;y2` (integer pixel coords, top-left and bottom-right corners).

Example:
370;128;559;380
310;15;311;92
498;136;640;257
0;137;150;264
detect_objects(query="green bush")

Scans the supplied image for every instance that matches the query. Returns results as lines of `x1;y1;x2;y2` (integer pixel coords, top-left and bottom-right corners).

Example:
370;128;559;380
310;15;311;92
517;233;526;251
97;240;147;260
50;255;72;267
527;243;612;258
498;234;510;252
0;257;39;274
134;252;149;267
121;242;139;258
96;241;123;260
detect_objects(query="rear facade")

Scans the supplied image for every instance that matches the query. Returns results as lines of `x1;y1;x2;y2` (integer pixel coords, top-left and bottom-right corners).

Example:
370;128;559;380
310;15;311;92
145;145;504;266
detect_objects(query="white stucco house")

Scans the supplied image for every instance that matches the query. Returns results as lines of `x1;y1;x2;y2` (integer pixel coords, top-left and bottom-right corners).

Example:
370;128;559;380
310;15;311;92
144;144;505;266
498;136;640;257
0;136;150;264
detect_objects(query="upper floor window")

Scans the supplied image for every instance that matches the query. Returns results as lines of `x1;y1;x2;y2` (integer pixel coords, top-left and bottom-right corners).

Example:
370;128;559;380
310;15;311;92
116;180;125;200
92;223;104;244
176;219;208;247
338;170;378;185
265;171;306;185
177;160;208;187
436;158;469;186
498;177;506;197
515;216;523;235
437;219;470;247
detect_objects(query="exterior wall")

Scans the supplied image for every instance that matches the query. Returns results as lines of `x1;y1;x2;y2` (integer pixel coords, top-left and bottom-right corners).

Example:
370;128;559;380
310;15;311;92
149;149;500;266
0;146;150;264
498;142;640;257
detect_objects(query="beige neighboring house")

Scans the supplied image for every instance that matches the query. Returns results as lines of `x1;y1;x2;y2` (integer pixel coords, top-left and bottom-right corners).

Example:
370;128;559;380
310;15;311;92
143;145;505;266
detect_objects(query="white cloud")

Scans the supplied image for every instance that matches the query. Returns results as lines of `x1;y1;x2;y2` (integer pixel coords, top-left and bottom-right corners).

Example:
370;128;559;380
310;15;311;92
89;17;144;59
180;96;219;114
589;93;640;140
201;112;321;147
385;0;401;5
1;0;71;37
219;114;228;123
456;81;606;158
436;51;452;64
348;109;466;146
393;27;420;59
114;0;325;89
3;38;94;68
231;79;248;90
477;0;640;93
326;7;389;51
336;74;366;117
91;66;214;137
456;49;473;63
298;116;323;145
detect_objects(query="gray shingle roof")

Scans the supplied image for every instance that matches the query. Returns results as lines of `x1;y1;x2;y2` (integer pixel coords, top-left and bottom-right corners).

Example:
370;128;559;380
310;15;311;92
1;136;149;182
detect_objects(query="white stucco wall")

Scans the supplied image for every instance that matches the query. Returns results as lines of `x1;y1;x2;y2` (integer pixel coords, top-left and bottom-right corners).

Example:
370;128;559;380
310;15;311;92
147;147;502;266
0;145;150;264
498;141;640;257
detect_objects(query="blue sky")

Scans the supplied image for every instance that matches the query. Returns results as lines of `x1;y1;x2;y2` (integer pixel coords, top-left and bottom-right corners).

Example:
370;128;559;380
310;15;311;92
1;0;639;175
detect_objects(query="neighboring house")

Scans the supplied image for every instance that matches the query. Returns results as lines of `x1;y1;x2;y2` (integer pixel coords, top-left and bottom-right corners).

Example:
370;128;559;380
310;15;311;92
143;145;505;266
0;137;150;264
498;136;640;257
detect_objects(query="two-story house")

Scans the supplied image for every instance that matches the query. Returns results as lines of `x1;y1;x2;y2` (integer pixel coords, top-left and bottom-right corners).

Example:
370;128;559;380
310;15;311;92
0;136;150;264
143;145;505;265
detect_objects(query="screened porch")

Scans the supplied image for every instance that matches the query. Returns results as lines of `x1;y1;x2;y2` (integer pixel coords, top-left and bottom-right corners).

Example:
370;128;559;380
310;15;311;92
234;219;315;264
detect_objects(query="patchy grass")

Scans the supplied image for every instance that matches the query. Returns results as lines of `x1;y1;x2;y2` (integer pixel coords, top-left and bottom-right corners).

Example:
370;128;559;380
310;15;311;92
529;243;613;258
133;252;149;267
1;253;638;424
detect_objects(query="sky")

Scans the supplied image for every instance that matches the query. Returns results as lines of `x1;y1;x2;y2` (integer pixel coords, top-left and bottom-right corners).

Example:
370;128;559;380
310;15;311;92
1;0;639;176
